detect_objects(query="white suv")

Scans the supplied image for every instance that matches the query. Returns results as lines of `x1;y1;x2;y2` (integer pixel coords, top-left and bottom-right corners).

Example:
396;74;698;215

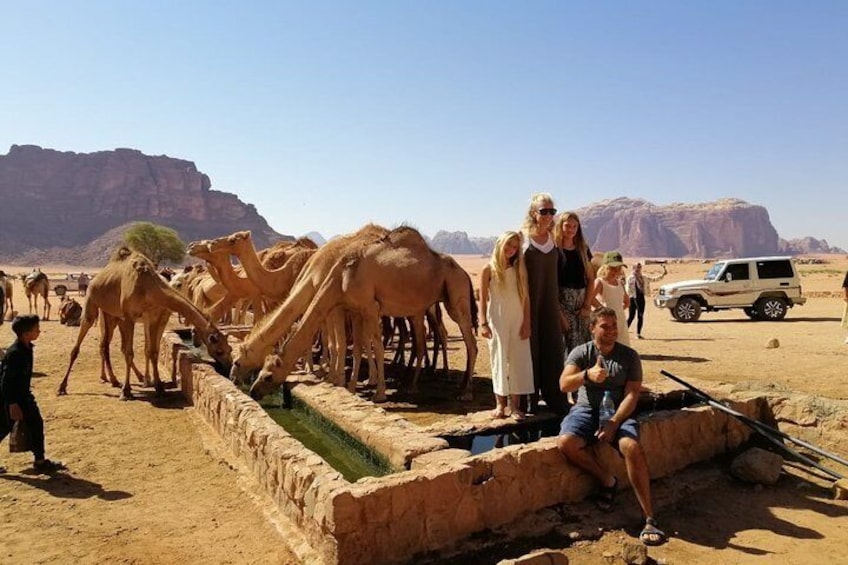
654;256;806;322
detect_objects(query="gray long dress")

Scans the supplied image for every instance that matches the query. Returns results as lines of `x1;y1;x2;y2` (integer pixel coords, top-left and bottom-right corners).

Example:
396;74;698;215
525;238;567;414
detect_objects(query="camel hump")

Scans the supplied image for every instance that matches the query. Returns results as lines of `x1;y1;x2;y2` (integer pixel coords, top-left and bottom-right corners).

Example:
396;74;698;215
381;226;429;249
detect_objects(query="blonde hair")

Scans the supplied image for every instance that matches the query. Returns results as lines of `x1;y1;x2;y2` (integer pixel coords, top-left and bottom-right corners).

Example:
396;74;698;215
490;230;528;303
554;211;593;283
521;192;555;234
597;263;625;281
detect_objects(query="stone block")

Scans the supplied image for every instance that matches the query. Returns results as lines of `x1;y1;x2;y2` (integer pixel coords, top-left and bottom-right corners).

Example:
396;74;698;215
411;448;471;470
730;447;784;485
621;541;648;564
325;489;363;535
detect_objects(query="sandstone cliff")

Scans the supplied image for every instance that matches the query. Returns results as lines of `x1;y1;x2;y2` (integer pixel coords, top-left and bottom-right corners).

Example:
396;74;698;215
778;237;846;255
0;145;289;265
576;198;782;258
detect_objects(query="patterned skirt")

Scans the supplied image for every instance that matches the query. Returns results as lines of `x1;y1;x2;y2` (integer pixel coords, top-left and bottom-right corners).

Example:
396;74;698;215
559;287;591;356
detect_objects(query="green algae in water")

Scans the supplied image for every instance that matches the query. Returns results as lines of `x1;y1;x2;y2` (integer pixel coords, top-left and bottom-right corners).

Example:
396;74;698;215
254;391;394;483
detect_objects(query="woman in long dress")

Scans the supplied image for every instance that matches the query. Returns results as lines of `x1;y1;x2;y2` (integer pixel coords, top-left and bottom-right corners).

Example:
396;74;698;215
523;192;566;415
479;231;534;420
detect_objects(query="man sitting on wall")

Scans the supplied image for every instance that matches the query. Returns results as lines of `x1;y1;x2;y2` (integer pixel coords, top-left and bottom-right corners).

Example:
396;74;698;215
556;306;666;546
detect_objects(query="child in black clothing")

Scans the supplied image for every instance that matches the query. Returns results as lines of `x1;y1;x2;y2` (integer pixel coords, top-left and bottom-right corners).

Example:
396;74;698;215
0;314;65;473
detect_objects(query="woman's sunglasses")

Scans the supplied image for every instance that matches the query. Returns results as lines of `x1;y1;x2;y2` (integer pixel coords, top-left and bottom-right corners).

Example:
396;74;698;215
537;208;557;216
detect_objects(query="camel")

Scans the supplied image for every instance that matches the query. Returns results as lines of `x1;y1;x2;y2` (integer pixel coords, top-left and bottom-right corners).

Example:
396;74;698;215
205;231;316;303
249;226;479;403
257;237;319;270
0;271;13;314
58;247;232;400
186;240;266;324
59;297;83;326
24;270;51;320
230;224;390;385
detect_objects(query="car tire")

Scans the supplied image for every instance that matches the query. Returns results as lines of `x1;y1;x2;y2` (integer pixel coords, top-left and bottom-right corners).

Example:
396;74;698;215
55;285;67;297
673;297;701;322
757;297;787;321
743;307;759;320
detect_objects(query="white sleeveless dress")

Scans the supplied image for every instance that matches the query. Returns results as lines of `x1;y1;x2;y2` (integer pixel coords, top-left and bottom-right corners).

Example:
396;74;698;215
599;279;631;346
488;268;535;396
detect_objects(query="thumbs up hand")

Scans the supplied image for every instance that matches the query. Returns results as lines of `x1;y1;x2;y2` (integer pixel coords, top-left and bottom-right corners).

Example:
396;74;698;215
587;354;608;384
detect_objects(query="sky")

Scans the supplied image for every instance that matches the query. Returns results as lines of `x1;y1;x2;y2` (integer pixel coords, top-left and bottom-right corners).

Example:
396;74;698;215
1;1;846;247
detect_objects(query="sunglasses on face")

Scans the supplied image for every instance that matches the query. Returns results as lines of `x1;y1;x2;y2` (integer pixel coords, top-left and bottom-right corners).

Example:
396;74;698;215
537;208;557;216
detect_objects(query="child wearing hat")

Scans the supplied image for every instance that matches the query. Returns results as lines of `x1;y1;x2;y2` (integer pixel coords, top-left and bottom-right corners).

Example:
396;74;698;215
591;251;631;346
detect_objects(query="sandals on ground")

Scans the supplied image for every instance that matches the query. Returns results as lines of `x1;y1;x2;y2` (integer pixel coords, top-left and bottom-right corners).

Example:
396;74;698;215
639;517;667;546
595;476;618;512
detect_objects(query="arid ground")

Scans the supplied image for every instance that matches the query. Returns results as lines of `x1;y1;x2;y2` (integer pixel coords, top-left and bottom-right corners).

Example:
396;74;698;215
1;256;847;564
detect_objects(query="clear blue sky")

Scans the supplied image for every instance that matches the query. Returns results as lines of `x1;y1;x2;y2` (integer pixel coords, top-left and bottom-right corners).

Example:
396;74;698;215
2;1;846;247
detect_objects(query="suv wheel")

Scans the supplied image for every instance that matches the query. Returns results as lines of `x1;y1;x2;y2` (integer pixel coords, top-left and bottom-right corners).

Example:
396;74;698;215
757;297;787;321
55;285;67;297
673;297;701;322
743;307;759;320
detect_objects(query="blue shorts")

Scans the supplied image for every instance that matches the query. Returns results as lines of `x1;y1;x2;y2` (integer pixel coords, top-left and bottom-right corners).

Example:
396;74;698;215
559;403;639;449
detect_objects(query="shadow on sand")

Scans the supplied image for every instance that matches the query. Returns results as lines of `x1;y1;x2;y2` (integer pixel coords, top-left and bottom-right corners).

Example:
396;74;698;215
0;472;132;501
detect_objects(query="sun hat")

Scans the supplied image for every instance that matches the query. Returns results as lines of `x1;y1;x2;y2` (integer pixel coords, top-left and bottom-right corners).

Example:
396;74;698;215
602;251;627;267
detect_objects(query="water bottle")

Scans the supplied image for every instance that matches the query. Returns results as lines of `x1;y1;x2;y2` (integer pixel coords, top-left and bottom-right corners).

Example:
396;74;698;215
599;390;615;430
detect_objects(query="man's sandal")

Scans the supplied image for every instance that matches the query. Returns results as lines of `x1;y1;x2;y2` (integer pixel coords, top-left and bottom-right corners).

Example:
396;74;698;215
34;459;66;474
640;517;667;546
595;476;618;512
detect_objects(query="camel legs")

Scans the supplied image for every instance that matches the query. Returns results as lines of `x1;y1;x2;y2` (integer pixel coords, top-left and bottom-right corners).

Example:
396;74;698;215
407;314;427;393
118;318;137;400
444;299;479;402
144;312;170;396
362;307;387;402
58;305;101;395
99;313;122;387
327;308;347;387
41;290;51;321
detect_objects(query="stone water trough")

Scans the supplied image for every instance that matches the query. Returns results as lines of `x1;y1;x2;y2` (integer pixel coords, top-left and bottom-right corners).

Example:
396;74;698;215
160;329;768;565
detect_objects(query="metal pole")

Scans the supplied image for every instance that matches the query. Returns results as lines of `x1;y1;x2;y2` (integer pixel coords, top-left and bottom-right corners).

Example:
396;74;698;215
660;370;846;480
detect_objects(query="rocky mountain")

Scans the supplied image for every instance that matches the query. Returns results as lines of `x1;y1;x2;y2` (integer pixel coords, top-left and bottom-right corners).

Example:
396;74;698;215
0;145;290;265
470;236;497;256
778;237;846;255
430;231;481;255
576;198;782;258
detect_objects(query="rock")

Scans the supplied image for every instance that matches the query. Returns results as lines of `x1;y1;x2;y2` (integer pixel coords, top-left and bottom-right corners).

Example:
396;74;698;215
497;549;569;565
576;197;782;258
766;338;780;349
730;447;784;485
779;236;846;255
0;145;290;264
832;478;848;500
621;540;648;564
430;230;481;254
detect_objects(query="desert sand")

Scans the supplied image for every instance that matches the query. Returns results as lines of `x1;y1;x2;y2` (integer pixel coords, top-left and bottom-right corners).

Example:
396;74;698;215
1;256;847;564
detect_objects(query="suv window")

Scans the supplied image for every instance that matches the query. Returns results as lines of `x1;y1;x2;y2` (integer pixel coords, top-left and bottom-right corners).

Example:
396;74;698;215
757;260;794;279
723;263;750;281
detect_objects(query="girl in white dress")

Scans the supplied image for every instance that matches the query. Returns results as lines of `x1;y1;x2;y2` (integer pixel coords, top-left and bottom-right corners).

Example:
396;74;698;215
479;231;534;420
592;251;631;346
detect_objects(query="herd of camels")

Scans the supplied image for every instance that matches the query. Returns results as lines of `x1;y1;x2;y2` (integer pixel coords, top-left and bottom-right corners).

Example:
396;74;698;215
6;224;480;404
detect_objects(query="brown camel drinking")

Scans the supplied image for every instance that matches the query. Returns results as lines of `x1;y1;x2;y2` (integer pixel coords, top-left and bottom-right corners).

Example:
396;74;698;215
230;224;390;385
250;226;479;403
57;247;232;400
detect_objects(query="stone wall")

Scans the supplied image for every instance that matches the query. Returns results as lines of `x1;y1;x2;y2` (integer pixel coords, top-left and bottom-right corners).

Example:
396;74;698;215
178;348;764;565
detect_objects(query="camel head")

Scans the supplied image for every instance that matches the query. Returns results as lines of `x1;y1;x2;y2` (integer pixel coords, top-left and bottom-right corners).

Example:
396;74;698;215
229;342;262;384
186;240;212;258
202;329;233;374
249;353;289;400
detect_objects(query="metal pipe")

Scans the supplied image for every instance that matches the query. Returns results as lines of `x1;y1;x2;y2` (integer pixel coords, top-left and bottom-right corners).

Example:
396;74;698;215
660;370;845;480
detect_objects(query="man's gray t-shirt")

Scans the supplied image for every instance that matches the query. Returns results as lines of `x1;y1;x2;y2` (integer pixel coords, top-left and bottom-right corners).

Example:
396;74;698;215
565;341;643;408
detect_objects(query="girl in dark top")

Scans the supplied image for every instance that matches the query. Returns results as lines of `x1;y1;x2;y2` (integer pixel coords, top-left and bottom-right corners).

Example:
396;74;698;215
522;192;566;415
555;212;595;357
